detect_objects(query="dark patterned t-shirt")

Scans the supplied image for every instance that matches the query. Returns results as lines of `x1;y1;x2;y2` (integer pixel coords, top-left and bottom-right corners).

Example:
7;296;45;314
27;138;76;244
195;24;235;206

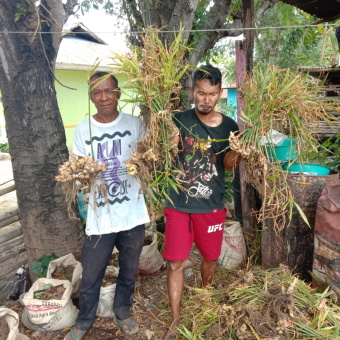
165;108;239;213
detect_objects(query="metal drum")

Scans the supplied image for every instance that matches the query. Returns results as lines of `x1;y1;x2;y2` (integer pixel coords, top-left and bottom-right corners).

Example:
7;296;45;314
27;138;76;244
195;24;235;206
313;179;340;300
262;173;339;281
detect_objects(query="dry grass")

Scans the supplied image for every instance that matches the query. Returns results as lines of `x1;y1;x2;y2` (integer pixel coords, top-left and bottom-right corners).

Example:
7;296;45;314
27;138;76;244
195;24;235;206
175;265;340;340
110;27;191;221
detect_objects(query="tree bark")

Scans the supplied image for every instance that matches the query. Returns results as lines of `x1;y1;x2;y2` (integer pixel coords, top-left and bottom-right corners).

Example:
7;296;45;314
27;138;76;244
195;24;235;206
0;1;83;268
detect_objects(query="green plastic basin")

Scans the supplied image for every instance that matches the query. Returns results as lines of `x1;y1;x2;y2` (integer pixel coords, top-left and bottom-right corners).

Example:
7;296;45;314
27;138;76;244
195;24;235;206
283;163;331;175
267;140;297;161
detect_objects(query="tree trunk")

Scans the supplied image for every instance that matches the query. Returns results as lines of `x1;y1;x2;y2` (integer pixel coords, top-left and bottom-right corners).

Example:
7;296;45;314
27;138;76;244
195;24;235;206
0;1;83;268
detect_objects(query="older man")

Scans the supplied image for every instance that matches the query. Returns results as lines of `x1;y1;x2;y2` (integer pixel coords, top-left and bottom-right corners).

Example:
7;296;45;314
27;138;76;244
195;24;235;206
64;72;149;339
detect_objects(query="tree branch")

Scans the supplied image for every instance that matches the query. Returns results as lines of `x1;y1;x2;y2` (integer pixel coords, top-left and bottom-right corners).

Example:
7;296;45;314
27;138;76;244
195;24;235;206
188;0;279;65
187;0;234;65
122;0;144;47
124;0;144;29
165;0;199;44
255;0;280;21
63;0;79;21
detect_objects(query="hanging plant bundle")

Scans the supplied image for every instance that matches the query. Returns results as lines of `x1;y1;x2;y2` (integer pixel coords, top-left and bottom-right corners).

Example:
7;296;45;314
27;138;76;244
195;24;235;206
110;27;191;220
230;63;339;231
55;157;107;218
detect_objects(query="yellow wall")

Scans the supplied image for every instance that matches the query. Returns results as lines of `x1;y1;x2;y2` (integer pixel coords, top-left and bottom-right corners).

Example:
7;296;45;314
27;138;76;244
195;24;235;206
0;70;138;148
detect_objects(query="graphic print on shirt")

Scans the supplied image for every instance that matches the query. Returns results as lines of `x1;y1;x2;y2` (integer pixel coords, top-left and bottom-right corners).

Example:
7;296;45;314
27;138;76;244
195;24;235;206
86;131;131;206
176;136;217;199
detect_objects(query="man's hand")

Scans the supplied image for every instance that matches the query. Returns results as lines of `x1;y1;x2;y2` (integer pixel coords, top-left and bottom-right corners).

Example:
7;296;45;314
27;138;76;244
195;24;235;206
223;150;242;172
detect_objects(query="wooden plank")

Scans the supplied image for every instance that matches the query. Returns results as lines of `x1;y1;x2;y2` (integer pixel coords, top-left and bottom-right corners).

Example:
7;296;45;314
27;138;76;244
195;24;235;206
0;215;20;229
0;226;23;245
0;208;19;223
0;179;14;187
0;235;24;253
242;0;254;73
0;184;16;197
0;245;25;263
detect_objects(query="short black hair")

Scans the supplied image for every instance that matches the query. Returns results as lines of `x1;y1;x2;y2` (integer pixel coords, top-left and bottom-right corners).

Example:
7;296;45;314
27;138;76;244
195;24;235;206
89;71;119;89
192;64;222;87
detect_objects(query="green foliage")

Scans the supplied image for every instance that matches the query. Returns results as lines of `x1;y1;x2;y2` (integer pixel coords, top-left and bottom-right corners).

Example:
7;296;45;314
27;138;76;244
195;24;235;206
80;0;118;16
200;38;237;85
224;171;234;203
0;142;9;153
230;0;264;17
177;326;204;340
188;0;212;48
311;132;340;172
31;253;58;279
14;2;29;22
205;2;337;85
255;2;332;68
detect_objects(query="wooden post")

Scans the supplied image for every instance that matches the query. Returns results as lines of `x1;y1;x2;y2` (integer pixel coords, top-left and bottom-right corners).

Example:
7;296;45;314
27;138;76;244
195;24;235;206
235;40;257;240
242;0;255;73
233;1;257;241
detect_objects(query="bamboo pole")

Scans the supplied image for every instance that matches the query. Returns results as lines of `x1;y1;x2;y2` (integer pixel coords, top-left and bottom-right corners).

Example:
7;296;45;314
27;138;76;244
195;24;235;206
0;215;20;229
0;245;25;264
0;208;19;223
0;258;27;279
0;184;16;197
0;226;23;245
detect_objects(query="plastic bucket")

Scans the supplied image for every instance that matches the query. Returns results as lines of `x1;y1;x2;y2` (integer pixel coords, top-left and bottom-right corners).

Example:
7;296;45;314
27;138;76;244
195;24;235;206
266;140;297;161
283;163;331;175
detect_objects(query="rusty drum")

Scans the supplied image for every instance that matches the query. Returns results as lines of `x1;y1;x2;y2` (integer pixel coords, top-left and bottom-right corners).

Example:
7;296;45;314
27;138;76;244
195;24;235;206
313;179;340;299
262;173;339;281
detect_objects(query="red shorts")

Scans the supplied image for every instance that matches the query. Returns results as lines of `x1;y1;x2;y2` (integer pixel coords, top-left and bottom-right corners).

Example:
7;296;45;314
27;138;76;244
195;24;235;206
162;207;226;261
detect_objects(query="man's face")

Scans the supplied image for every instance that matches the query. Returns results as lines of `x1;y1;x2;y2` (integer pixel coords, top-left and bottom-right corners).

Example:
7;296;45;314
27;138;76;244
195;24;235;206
90;76;121;116
190;79;222;115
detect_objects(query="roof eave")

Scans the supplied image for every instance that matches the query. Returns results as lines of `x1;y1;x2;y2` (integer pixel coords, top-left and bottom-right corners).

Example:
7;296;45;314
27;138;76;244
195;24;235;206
56;62;113;72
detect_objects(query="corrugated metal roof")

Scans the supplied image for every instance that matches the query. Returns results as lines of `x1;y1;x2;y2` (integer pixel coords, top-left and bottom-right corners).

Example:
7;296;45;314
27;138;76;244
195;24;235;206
63;23;107;45
297;66;340;84
56;23;119;71
282;0;340;22
56;36;115;71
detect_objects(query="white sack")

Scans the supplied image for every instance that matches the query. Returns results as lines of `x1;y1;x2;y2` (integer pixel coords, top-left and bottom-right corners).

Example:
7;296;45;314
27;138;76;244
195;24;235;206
21;278;78;331
218;221;246;269
139;231;165;275
0;307;29;340
96;266;119;318
46;253;82;296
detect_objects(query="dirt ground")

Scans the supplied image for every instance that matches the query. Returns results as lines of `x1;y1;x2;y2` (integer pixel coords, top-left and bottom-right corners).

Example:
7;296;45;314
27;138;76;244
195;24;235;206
1;250;202;340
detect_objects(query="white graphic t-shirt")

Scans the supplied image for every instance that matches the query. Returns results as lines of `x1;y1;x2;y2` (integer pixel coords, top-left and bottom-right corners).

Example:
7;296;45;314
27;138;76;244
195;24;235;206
73;112;150;235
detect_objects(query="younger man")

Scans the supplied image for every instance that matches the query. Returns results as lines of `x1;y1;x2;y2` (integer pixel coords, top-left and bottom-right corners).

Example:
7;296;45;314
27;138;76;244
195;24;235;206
163;65;240;338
